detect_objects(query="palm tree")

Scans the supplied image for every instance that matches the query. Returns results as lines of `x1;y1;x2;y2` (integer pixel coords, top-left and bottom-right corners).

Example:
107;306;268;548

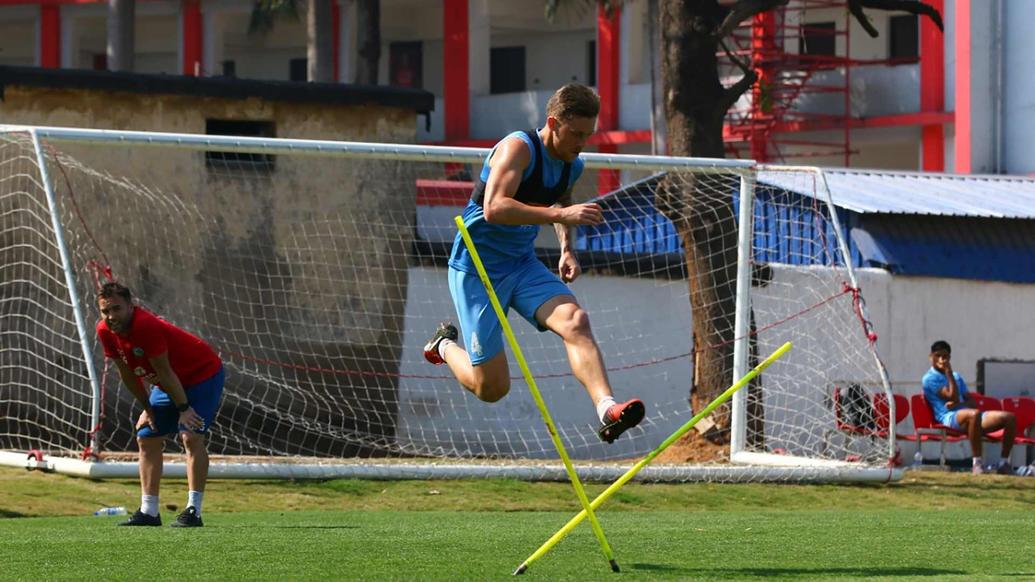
107;0;135;72
249;0;349;83
353;0;381;84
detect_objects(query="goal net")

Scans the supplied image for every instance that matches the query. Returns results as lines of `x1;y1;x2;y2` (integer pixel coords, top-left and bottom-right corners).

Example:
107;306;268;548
0;127;896;482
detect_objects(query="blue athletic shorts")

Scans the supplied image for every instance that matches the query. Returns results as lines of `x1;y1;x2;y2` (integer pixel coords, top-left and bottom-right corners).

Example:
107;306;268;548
137;366;225;438
939;408;976;431
448;259;572;365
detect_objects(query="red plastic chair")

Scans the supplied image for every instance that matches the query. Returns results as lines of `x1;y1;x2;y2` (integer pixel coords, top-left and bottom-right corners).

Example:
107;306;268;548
910;394;966;466
823;386;899;460
1001;397;1035;456
971;393;1002;412
833;386;883;436
912;393;1010;466
873;393;910;439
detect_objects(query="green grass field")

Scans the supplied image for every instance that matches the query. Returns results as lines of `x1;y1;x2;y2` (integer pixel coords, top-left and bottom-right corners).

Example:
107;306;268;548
2;467;1033;581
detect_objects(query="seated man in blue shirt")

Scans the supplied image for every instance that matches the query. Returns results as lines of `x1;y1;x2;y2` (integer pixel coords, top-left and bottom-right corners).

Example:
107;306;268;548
922;340;1016;474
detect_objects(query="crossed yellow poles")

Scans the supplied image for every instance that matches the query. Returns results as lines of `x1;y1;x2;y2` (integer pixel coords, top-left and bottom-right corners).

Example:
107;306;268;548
455;215;793;575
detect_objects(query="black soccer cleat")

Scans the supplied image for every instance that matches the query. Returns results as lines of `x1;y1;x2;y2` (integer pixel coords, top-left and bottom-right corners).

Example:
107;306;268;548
118;509;162;527
423;322;459;365
597;399;646;444
169;506;203;528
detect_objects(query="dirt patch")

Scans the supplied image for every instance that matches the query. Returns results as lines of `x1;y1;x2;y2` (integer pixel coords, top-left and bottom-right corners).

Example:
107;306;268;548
653;432;729;464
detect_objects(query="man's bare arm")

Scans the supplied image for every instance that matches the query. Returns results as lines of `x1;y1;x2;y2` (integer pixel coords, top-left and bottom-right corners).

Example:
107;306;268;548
482;138;602;227
112;359;154;415
149;352;205;430
552;189;577;253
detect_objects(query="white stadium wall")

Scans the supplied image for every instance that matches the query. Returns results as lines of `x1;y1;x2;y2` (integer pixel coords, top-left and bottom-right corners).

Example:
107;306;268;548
396;261;1035;463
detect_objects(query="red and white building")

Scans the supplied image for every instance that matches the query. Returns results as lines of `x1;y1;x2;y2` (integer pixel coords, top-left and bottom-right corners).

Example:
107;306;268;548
0;0;1032;175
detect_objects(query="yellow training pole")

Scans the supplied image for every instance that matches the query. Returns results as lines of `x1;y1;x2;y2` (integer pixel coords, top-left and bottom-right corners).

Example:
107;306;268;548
513;341;793;575
454;216;620;573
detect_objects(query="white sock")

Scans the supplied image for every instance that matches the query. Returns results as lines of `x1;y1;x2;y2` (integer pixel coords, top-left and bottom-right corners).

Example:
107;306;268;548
141;494;159;517
438;338;456;359
972;457;983;467
187;490;204;515
596;397;617;424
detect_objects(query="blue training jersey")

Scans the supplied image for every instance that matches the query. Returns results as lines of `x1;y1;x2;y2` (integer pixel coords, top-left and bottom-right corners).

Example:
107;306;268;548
921;367;969;422
448;130;585;276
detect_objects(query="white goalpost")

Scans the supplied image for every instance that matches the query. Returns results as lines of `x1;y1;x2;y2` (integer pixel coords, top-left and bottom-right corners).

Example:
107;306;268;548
0;125;900;482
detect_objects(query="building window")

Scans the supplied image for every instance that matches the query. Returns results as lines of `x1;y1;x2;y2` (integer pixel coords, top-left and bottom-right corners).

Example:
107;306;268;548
205;119;276;172
490;46;526;94
800;22;836;57
889;15;919;60
389;42;423;89
587;40;596;87
289;58;307;82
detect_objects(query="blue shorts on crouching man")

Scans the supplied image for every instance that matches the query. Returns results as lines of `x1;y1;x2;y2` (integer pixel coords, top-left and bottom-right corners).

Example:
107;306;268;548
137;366;225;438
448;258;572;366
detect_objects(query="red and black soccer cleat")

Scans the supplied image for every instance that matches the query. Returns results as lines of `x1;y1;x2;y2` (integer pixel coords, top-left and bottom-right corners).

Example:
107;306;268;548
597;398;646;443
423;322;458;365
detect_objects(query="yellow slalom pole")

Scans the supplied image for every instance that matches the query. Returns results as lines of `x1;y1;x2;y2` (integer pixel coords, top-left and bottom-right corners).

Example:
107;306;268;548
513;341;793;575
454;216;620;573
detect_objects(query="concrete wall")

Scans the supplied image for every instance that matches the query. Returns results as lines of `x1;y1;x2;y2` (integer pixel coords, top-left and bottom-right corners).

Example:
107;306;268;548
0;84;421;455
396;261;1035;463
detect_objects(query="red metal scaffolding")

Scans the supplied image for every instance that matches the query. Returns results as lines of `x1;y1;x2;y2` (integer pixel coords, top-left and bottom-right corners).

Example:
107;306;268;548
721;1;918;165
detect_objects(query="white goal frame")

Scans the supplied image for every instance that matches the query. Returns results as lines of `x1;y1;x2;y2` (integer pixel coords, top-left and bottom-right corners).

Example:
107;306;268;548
0;124;900;483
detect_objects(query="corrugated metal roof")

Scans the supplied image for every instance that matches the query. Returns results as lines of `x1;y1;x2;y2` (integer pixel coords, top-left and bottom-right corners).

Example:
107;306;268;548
757;168;1035;219
851;214;1035;283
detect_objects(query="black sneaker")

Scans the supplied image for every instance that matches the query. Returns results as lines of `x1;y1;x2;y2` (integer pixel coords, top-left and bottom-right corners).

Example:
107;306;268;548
118;509;161;527
423;322;458;365
169;506;203;528
598;399;646;443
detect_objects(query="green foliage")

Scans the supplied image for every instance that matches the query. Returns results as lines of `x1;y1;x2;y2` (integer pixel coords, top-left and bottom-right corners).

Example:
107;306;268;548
544;0;622;23
248;0;300;35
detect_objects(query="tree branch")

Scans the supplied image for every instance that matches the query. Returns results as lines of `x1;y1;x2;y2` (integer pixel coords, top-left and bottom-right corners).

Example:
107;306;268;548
848;0;944;38
713;0;789;42
716;37;758;114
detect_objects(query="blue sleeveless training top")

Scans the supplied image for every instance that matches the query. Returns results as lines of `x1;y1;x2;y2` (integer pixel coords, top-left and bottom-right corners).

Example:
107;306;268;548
448;130;585;275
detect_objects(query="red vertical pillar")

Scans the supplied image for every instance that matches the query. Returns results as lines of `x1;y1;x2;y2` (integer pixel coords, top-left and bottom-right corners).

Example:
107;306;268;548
920;0;945;171
596;4;620;194
182;0;203;76
750;12;776;162
443;0;469;141
40;4;61;69
954;0;971;173
332;2;341;82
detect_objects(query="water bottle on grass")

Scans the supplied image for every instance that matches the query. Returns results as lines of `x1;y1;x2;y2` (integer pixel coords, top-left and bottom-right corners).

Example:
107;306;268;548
93;506;127;516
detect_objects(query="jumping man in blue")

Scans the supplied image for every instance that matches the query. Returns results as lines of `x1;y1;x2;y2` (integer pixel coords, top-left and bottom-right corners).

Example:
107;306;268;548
423;84;644;443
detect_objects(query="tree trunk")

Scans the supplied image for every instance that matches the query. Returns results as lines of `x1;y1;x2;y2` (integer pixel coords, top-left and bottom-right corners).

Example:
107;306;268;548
354;0;381;84
307;0;335;82
657;0;758;444
107;0;135;72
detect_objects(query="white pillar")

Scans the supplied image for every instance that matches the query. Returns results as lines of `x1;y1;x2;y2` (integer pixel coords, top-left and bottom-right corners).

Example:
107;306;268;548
468;0;490;96
338;0;356;83
202;9;224;77
967;0;996;174
60;12;77;68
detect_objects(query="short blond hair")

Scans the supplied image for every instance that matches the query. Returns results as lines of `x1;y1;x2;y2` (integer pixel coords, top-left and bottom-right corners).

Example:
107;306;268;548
546;83;600;121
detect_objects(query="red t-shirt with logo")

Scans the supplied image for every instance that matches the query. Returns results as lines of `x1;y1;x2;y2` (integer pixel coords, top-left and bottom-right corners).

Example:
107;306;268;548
96;307;221;389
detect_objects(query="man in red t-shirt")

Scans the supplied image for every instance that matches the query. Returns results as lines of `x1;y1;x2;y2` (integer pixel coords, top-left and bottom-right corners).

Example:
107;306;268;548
96;281;224;528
